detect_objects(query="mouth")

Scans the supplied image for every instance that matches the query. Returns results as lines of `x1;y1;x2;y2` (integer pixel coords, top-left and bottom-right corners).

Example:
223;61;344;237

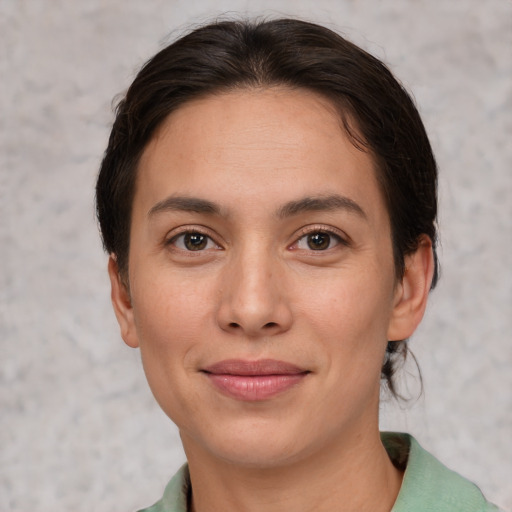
201;359;310;401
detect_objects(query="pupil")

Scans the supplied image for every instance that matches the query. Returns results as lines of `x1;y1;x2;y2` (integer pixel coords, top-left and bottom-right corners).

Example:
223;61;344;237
185;233;207;250
307;232;330;250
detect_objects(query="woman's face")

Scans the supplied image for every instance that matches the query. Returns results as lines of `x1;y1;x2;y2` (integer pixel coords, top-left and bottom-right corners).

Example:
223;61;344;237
111;88;409;467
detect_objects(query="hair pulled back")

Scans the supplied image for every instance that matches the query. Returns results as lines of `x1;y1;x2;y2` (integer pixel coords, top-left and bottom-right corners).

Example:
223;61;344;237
96;18;439;397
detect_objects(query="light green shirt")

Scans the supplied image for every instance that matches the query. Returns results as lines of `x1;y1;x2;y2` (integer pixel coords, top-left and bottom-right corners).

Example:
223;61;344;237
139;432;500;512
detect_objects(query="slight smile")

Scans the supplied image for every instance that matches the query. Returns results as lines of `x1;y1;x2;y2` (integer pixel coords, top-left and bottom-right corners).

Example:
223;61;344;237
202;359;310;401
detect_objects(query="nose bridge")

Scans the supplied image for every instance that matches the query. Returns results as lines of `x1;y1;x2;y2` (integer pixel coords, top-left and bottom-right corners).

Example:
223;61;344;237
217;237;291;336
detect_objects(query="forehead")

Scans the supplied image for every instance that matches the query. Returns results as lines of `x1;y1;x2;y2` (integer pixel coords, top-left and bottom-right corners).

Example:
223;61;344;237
135;87;386;222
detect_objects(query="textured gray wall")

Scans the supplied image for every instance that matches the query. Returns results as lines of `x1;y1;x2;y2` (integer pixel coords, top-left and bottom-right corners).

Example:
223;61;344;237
1;1;511;510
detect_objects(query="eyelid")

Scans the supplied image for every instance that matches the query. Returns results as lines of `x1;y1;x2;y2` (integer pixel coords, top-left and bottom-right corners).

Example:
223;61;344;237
290;224;351;249
163;224;349;251
164;225;223;250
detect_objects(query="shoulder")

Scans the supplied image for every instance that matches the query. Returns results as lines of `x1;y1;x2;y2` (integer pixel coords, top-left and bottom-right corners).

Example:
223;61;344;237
137;464;190;512
138;438;502;512
382;432;502;512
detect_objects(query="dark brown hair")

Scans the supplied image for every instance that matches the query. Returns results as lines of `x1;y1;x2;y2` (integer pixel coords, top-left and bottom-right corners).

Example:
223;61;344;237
96;18;439;397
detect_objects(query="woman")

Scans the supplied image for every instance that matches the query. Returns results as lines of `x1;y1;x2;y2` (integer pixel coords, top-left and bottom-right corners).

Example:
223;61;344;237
96;18;499;512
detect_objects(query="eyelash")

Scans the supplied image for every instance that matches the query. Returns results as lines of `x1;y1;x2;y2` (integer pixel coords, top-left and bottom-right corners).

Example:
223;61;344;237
164;225;349;253
291;226;349;252
165;227;222;253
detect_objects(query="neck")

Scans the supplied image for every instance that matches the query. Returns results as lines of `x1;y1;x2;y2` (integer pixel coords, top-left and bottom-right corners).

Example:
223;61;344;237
183;426;403;512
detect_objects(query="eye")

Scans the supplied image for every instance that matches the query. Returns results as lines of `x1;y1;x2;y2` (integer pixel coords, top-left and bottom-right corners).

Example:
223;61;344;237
295;231;343;251
169;231;219;251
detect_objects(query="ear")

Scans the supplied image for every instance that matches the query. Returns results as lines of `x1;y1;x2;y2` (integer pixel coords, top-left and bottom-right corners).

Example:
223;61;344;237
108;255;140;348
387;235;435;342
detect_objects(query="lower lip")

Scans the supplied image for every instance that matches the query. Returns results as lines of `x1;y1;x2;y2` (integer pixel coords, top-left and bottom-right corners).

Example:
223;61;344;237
205;373;307;401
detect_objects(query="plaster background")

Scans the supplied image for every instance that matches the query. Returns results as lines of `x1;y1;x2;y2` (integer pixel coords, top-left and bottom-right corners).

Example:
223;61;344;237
1;0;511;510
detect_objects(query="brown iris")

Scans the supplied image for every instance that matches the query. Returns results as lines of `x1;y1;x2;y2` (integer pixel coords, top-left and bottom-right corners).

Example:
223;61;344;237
307;232;331;250
184;233;208;250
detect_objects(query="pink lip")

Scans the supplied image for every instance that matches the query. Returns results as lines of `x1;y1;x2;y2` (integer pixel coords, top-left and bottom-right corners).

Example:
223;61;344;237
202;359;309;401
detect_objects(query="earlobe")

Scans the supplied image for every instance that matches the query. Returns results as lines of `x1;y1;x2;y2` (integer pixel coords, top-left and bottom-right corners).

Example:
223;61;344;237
108;256;140;348
387;236;435;342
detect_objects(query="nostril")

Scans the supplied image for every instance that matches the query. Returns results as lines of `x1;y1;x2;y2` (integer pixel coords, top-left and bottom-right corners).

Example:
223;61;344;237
264;322;278;329
228;322;240;329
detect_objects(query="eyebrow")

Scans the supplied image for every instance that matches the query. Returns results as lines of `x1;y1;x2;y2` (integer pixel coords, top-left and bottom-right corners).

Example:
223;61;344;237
277;194;367;219
147;193;366;220
148;196;223;218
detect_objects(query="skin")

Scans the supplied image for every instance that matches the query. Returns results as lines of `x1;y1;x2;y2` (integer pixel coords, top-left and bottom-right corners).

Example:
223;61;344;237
109;88;434;512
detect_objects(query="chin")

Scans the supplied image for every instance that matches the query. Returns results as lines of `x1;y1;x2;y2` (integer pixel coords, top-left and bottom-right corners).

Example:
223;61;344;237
180;417;312;469
213;442;307;470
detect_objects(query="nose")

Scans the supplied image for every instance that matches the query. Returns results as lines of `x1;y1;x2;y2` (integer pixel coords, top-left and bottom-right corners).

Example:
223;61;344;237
216;246;293;338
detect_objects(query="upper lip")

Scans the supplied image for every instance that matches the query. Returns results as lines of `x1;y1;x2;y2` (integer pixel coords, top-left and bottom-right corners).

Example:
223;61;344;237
202;359;308;376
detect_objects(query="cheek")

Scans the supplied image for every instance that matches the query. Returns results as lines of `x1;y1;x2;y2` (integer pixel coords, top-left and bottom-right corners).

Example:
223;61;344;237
133;267;214;333
296;266;395;385
302;269;394;339
130;274;217;422
130;271;218;376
